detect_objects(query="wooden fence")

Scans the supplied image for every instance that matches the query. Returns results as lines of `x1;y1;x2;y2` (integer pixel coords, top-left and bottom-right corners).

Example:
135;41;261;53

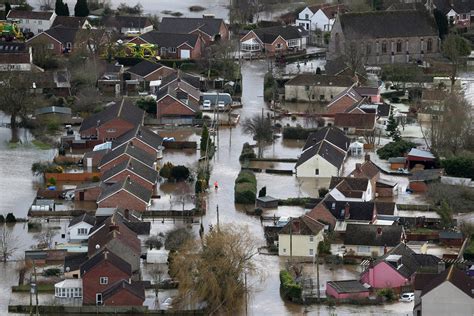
44;172;100;182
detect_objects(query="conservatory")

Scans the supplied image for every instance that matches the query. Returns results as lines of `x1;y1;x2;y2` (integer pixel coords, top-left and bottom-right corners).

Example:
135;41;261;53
54;279;83;298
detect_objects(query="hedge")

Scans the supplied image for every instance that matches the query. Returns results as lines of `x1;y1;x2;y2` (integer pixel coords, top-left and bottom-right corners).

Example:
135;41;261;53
283;126;318;140
280;270;302;300
239;142;256;162
234;170;257;204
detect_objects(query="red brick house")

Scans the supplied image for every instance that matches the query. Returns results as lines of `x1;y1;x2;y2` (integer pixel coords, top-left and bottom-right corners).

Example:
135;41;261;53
97;177;152;212
126;60;175;83
101;157;158;191
159;16;229;45
79;99;145;141
129;31;203;59
74;182;103;201
27;27;79;55
326;87;364;114
333;112;376;135
102;279;145;306
80;249;132;305
112;125;163;158
99;142;155;172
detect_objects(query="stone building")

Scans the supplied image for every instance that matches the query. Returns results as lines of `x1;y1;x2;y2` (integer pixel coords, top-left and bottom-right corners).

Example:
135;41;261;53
328;10;441;65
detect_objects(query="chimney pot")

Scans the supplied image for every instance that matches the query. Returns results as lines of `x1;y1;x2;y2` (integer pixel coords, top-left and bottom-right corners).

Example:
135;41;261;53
377;227;382;236
365;154;371;162
344;202;350;219
355;163;362;171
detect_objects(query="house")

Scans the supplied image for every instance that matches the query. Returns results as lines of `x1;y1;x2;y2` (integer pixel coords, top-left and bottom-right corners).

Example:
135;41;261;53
28;69;71;96
95;208;150;236
354;86;381;104
328;176;374;202
407;148;436;169
129;31;203;59
278;215;325;257
240;25;308;56
27;27;79;54
81;249;132;305
285;74;354;102
343;224;404;257
101;157;158;191
54;279;83;299
87;214;141;273
67;213;95;242
97;177;152;212
439;231;464;247
64;252;88;279
126;60;175;85
98;62;124;95
0;43;33;71
103;15;153;35
408;169;444;192
328;11;441;65
333;112;376;135
374;102;392;128
156;73;201;124
158;16;229;45
326;86;363;114
307;199;396;232
52;16;90;29
6;10;56;34
295;4;347;43
349;155;380;185
375;178;399;197
326;280;370;300
79;99;145;141
295;126;350;178
112;125;163;159
99;142;155;172
418;89;447;123
82;150;110;169
102;279;145;306
416;265;474;316
360;242;440;289
433;0;474;28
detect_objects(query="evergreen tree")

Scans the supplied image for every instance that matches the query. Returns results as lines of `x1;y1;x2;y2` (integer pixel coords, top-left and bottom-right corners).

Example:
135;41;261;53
200;124;210;154
5;2;11;15
74;0;89;17
55;0;69;16
386;114;401;142
64;3;70;16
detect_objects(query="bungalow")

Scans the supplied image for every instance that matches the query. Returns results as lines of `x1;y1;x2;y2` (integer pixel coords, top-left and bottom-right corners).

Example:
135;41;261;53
102;279;145;306
360;242;440;289
97;177;152;212
6;10;56;34
129;31;203;59
0;43;34;72
328;176;374;202
326;280;370;300
103;15;153;35
326;86;363;114
240;25;308;56
278;215;325;257
158;16;229;45
333;112;376;135
295;126;350;178
416;265;474;316
408;169;444;192
285;74;354;102
34;106;72;124
101;157;158;191
87;214;142;274
81;249;132;305
126;60;175;85
79;99;145;141
67;213;95;242
343;224;404;257
112;125;163;159
27;27;79;54
99;142;155;172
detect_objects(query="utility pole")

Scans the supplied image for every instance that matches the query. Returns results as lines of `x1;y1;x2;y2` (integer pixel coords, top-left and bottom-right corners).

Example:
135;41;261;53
34;260;39;316
316;249;320;302
289;217;293;262
216;204;220;230
29;271;32;316
244;270;248;316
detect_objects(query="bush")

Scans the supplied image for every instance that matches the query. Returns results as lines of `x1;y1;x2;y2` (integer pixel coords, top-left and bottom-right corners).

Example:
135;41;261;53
235;170;257;184
0;215;4;223
43;268;61;277
254;208;263;216
5;213;16;223
235;182;257;204
136;97;157;115
239;142;256;162
376;140;416;160
159;162;174;179
171;165;190;181
377;288;396;302
283;125;317;140
318;238;331;255
91;175;100;182
441;155;474;180
318;187;328;198
48;177;56;186
165;227;193;251
145;235;163;250
280;270;302;300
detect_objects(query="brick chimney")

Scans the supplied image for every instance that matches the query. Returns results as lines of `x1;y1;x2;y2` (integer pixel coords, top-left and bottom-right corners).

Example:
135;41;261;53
355;163;362;173
344;202;350;219
293;220;300;233
109;224;119;232
365;153;370;162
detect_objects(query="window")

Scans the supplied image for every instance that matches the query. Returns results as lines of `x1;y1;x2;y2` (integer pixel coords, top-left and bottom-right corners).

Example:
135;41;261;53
38;20;42;25
315;169;319;175
275;43;282;49
309;249;314;256
99;277;108;285
37;29;43;33
427;39;433;52
381;41;387;54
305;14;309;19
366;42;371;55
47;43;54;50
169;47;176;53
242;43;260;51
357;246;370;253
288;39;298;47
420;39;424;53
77;228;88;235
25;19;29;23
309;236;314;242
319;94;324;101
106;128;116;133
305;85;310;91
375;41;379;53
396;41;402;53
283;248;286;253
161;47;167;54
66;42;72;49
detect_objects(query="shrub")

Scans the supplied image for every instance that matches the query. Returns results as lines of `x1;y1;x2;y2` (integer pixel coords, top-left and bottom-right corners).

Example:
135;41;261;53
377;140;416;160
0;215;4;223
159;162;174;179
91;175;100;182
145;235;163;250
235;182;257;204
254;208;263;216
48;177;56;186
441;155;474;180
318;238;331;255
136;97;157;115
43;268;61;277
235;170;257;185
377;288;396;302
318;187;329;198
279;270;302;300
165;227;193;251
239;142;256;162
171;165;190;181
283;125;317;140
5;213;16;223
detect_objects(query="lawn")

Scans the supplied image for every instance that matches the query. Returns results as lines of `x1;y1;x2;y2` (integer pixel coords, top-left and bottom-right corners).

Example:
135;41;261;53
12;283;55;293
32;140;52;150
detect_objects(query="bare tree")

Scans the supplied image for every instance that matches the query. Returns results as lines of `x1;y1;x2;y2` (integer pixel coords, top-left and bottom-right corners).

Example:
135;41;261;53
0;224;20;263
343;41;367;78
442;34;471;89
34;227;58;249
170;225;258;314
38;0;54;10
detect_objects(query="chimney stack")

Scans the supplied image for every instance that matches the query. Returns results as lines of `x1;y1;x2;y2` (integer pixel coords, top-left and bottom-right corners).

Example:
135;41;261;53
293;220;300;233
365;154;371;162
355;163;362;172
376;227;382;236
344;202;350;219
109;224;119;232
124;209;130;220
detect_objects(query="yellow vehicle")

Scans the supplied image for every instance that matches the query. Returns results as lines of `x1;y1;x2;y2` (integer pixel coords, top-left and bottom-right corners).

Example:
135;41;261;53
102;41;158;60
0;21;24;40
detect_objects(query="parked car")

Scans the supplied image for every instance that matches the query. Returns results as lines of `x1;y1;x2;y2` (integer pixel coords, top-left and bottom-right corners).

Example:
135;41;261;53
161;297;173;310
400;292;414;302
202;100;212;109
217;101;225;108
60;190;75;200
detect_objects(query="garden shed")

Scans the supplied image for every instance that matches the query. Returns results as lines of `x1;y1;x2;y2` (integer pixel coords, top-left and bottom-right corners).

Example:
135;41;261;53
256;196;279;208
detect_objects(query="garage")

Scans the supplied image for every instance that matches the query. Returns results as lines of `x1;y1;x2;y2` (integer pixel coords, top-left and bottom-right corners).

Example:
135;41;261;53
180;49;190;59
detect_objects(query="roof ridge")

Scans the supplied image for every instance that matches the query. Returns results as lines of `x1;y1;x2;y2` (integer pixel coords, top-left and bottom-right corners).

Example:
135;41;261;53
117;98;125;117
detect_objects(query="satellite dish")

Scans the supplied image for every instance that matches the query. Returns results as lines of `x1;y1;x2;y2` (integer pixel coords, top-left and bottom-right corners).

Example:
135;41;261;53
95;244;100;249
65;267;70;272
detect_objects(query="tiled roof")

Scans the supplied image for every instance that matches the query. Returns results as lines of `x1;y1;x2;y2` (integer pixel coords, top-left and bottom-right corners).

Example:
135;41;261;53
296;140;346;169
52;16;86;28
80;248;132;277
334;113;376;129
349;160;380;180
421;265;474;298
159;71;201;90
7;10;54;20
344;224;402;247
253;25;308;44
330;176;369;191
409;169;444;182
302;126;350;152
40;27;78;45
97;176;152;204
102;157;158;185
99;142;155;168
140;31;199;48
64;252;88;272
104;15;152;29
68;213;95;227
279;215;324;235
126;60;170;78
112;125;163;152
102;280;145;301
159;17;225;37
327;280;368;294
286;74;353;87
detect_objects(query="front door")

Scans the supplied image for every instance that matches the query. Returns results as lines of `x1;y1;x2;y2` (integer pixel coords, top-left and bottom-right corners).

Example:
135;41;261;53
96;293;103;305
79;192;84;201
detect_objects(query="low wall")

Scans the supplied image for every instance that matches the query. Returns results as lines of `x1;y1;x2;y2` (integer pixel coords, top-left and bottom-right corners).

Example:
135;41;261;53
44;172;100;182
8;305;203;314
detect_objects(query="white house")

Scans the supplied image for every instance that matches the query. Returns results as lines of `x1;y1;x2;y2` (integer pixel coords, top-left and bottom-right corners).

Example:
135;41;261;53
343;224;404;257
295;4;346;43
328;177;374;202
418;265;474;316
295;126;350;178
6;10;56;34
67;213;95;242
278;215;325;257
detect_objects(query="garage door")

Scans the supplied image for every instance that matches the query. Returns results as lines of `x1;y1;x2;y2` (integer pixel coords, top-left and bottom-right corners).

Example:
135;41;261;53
180;49;190;59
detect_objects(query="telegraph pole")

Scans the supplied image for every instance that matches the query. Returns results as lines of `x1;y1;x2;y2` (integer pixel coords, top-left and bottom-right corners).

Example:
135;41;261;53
216;204;220;230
